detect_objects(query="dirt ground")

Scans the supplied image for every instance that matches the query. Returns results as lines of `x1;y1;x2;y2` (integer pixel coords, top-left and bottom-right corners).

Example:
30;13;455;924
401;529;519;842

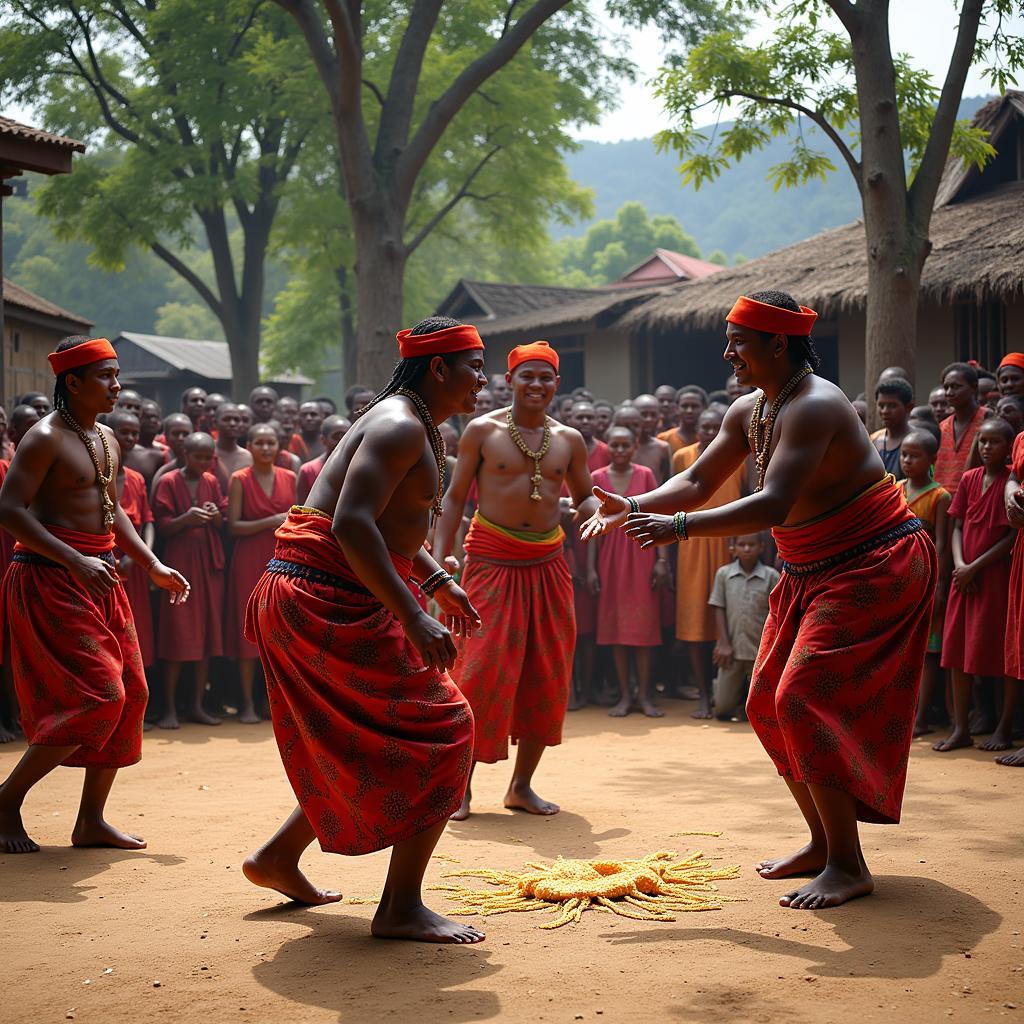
2;705;1022;1024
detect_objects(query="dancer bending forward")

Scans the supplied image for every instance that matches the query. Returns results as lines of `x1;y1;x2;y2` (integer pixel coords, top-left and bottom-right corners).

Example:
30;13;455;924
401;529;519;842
583;292;936;910
243;317;487;944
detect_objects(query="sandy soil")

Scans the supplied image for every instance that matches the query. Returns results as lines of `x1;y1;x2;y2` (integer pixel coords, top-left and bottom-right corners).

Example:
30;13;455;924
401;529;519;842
2;706;1022;1024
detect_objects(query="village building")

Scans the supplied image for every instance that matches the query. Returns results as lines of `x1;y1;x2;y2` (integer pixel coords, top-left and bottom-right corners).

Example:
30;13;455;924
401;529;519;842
112;331;312;411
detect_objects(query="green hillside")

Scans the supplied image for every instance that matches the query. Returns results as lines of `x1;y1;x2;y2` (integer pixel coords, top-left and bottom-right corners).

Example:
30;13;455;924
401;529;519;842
561;95;994;262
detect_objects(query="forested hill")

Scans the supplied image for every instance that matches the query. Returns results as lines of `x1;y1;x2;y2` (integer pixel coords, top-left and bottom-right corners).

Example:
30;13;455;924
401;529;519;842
561;95;993;262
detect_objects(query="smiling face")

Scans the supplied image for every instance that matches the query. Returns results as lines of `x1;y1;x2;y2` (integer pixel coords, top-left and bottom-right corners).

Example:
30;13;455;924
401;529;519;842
723;322;782;389
248;423;279;466
440;349;488;417
998;363;1024;398
508;361;559;412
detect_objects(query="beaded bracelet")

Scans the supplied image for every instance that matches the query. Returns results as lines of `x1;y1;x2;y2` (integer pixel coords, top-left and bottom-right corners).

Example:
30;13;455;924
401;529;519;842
673;511;689;540
421;571;454;596
418;568;449;593
627;497;640;514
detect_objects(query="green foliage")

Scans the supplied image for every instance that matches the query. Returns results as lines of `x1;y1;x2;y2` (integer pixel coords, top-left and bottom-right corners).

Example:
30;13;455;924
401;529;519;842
557;201;703;285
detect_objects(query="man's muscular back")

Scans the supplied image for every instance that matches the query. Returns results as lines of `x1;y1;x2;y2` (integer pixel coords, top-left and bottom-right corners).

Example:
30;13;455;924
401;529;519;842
307;396;438;558
458;411;591;532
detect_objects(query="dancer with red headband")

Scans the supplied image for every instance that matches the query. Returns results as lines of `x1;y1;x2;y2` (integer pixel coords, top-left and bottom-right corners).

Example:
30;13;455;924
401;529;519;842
0;336;190;855
243;317;486;944
582;291;936;910
435;340;598;821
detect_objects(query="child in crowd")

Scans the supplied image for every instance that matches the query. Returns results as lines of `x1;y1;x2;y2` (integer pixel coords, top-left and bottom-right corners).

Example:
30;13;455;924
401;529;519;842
935;418;1016;752
708;533;779;721
225;424;296;724
153;432;227;730
899;430;952;736
870;376;914;479
588;426;671;717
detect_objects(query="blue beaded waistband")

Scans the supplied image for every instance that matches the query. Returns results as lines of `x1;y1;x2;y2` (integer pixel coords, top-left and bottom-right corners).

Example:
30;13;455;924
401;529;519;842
780;517;924;576
265;557;373;595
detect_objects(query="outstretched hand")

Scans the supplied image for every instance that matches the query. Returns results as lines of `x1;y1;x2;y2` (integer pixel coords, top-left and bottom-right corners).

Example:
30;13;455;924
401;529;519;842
578;485;630;541
150;561;191;605
434;582;482;639
625;513;679;550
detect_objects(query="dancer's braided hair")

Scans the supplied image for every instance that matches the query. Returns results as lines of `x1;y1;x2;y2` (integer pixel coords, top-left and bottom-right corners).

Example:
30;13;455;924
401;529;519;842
747;290;821;373
354;317;463;419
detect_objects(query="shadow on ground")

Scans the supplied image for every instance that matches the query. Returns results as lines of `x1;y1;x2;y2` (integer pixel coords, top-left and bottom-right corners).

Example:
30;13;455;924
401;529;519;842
249;908;501;1022
446;808;629;859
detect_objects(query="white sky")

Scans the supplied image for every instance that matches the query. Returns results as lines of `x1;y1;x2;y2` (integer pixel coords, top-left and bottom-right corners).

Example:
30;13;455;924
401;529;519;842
579;0;1024;142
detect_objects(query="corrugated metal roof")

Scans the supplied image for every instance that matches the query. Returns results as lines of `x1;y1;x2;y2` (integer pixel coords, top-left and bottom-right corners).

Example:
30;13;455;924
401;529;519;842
0;117;85;151
115;332;313;385
2;277;93;327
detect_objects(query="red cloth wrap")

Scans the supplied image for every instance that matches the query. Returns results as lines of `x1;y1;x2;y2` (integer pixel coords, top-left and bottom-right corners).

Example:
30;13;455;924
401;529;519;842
244;510;473;855
747;477;937;824
2;524;146;767
396;323;484;359
224;466;295;659
1007;434;1024;679
117;468;155;667
726;296;817;336
508;340;558;373
47;337;117;375
451;514;574;763
998;352;1024;371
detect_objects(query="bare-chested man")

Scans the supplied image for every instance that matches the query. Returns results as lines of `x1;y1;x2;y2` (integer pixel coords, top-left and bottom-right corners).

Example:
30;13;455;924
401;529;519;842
435;340;598;820
126;399;167;484
0;336;189;854
212;403;253;491
583;291;936;910
242;316;486;944
632;394;672;485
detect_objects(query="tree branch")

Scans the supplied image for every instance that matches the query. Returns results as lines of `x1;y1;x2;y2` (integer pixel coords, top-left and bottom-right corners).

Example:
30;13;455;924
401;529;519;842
362;78;385;107
397;0;571;207
405;145;502;255
824;0;861;35
273;0;340;108
908;0;986;224
725;90;862;187
150;240;224;320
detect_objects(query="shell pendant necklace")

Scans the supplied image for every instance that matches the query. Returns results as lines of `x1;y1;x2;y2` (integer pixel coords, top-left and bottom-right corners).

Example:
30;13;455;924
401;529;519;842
506;408;552;501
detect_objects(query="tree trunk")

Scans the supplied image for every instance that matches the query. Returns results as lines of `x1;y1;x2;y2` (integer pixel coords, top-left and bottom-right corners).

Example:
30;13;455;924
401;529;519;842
335;263;357;387
352;201;407;388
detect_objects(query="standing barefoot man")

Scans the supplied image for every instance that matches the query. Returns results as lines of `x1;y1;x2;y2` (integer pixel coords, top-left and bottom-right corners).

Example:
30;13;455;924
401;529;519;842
243;317;486;944
435;341;598;821
582;292;936;910
0;336;190;855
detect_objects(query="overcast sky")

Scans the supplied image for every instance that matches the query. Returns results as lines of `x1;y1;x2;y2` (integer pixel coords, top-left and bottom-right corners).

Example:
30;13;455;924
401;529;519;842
579;0;1024;143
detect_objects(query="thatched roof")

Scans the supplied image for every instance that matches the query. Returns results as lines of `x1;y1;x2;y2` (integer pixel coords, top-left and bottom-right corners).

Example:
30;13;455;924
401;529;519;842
480;284;670;341
621;92;1024;334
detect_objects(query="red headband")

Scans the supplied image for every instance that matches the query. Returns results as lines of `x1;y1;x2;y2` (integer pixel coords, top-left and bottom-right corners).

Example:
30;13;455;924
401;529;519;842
726;296;817;337
396;323;484;359
47;337;118;376
999;352;1024;372
508;340;559;373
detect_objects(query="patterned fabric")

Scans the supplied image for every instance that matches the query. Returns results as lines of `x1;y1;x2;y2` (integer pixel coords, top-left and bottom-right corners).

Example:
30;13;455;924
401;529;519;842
1;525;146;767
245;510;473;855
747;478;936;825
941;466;1012;677
935;405;986;497
452;513;574;764
153;469;227;661
224;465;295;659
1006;434;1024;679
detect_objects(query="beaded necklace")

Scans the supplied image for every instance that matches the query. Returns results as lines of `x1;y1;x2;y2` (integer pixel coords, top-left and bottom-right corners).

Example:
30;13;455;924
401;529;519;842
747;364;813;492
60;407;116;529
395;388;446;516
506;408;552;502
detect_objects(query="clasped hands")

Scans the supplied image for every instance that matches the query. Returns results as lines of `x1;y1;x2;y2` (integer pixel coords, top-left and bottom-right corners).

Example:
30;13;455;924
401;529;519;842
579;485;679;549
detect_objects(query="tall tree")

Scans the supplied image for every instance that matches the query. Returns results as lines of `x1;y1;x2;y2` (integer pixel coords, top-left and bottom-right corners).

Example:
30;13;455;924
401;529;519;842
0;0;319;397
274;0;735;384
655;0;1023;399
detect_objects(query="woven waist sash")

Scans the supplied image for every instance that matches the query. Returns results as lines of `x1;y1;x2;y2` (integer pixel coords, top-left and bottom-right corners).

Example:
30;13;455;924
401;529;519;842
12;550;117;569
780;518;924;576
265;557;374;596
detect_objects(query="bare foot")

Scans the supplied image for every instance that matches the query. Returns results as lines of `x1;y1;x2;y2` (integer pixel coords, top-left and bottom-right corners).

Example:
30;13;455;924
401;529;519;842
995;747;1024;767
157;711;180;730
756;841;827;879
371;902;485;944
608;698;631;718
238;707;261;725
640;701;665;718
690;706;713;720
780;863;874;910
504;785;559;816
188;708;222;726
978;729;1014;752
933;729;973;752
0;807;39;853
450;790;471;821
71;819;146;850
242;850;342;905
912;721;934;737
